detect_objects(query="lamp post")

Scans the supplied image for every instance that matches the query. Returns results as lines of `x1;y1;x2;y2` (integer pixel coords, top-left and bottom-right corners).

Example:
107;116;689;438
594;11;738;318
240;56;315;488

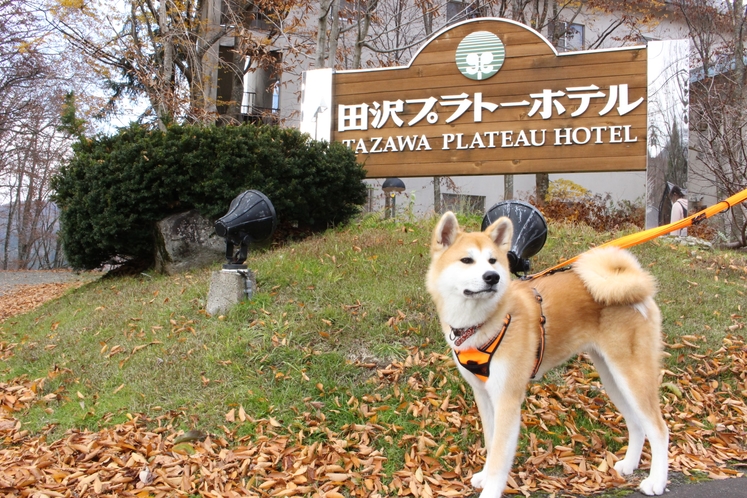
214;190;277;270
313;101;328;140
207;190;277;315
382;177;406;219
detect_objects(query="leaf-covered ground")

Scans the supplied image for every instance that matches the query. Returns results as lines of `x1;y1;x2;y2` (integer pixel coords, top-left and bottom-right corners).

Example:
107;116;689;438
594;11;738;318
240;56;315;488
1;334;745;497
0;282;79;323
0;223;745;497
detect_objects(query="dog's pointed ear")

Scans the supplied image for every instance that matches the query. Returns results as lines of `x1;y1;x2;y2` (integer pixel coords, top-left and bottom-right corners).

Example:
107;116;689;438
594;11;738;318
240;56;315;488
485;216;513;251
432;211;460;251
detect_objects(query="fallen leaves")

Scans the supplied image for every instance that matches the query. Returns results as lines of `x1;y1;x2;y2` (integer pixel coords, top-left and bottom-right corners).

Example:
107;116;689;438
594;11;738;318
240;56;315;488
0;283;76;323
225;406;249;424
0;334;745;496
0;377;44;414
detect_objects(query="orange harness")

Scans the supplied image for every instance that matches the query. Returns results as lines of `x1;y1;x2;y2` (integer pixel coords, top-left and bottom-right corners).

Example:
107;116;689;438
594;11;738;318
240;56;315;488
455;314;511;382
454;289;547;382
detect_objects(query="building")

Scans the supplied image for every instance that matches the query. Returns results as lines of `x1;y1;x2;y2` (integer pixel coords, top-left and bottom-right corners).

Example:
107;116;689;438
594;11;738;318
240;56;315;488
214;1;712;219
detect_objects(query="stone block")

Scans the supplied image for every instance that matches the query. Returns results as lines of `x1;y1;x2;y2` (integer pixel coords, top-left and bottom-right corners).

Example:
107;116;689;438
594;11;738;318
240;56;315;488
206;269;255;316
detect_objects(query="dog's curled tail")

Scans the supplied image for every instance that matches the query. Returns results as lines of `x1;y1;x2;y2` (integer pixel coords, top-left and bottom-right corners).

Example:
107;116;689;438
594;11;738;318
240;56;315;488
573;247;657;306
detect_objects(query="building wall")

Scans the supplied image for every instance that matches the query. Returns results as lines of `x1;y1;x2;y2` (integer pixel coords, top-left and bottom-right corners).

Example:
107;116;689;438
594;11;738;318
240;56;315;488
366;171;648;217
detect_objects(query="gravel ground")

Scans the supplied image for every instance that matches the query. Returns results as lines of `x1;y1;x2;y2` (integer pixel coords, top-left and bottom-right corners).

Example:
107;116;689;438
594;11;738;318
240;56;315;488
0;270;97;297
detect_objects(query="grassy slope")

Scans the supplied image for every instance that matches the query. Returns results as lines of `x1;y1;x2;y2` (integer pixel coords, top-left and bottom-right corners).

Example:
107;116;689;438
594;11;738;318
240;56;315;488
1;215;745;485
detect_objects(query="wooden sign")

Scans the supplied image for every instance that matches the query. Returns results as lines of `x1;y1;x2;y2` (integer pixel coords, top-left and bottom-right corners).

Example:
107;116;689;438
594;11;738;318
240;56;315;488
326;18;648;178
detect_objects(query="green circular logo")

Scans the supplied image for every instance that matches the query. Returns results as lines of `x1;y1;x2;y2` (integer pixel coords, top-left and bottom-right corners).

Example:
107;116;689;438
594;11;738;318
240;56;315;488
456;31;505;81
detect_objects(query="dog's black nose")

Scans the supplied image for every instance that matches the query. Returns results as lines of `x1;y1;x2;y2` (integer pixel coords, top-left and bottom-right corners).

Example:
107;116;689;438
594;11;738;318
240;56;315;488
483;271;500;286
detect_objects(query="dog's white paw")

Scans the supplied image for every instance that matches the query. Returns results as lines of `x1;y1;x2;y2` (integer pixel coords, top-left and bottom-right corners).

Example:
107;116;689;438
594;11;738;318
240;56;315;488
638;476;667;496
471;470;486;489
614;458;638;476
478;482;503;498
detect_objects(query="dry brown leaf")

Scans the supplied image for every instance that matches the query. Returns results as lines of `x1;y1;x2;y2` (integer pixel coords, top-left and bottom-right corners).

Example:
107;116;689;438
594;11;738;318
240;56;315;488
0;337;744;498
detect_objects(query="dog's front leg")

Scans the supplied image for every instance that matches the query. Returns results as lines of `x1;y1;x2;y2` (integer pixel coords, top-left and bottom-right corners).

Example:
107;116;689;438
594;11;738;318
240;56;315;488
477;363;524;498
465;379;494;490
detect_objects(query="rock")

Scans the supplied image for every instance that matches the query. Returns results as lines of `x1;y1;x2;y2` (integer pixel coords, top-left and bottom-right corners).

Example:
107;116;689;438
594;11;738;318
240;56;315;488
661;234;713;250
155;210;224;274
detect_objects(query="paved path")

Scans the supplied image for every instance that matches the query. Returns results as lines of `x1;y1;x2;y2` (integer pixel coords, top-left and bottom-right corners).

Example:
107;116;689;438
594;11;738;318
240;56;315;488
0;269;96;296
626;476;746;497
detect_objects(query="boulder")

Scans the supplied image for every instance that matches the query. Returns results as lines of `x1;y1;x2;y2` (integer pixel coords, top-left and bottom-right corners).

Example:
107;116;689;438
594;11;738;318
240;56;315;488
155;210;224;274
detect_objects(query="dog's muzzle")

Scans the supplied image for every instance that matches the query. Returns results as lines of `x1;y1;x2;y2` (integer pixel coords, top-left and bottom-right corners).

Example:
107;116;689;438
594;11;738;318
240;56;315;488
464;271;500;296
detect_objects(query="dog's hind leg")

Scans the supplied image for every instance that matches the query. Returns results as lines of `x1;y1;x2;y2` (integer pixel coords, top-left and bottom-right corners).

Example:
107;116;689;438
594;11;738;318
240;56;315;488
588;350;646;473
589;348;669;496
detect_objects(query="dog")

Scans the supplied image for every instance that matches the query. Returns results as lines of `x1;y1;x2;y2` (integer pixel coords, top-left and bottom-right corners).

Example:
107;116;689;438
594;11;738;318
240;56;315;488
426;212;669;497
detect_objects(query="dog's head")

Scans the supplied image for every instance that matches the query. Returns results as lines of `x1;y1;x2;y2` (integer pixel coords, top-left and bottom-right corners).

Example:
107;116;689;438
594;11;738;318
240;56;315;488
426;211;513;328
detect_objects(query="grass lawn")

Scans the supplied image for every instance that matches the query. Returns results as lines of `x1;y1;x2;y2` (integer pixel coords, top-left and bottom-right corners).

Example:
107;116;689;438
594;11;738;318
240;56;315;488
1;214;745;497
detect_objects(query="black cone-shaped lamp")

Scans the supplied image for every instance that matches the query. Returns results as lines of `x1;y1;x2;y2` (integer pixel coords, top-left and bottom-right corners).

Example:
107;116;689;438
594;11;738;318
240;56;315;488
482;200;547;276
214;190;277;269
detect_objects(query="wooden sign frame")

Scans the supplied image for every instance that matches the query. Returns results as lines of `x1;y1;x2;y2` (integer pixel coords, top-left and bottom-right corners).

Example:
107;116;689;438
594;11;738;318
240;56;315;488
300;17;689;206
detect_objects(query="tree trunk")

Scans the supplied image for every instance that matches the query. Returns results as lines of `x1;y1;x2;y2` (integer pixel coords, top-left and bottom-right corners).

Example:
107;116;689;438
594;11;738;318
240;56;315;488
16;132;37;269
535;173;549;205
52;229;65;268
2;192;14;270
316;0;334;68
419;1;440;213
731;0;746;246
13;167;27;268
732;0;746;92
158;0;174;127
328;0;341;68
193;0;223;121
531;1;556;202
354;0;379;69
433;177;441;214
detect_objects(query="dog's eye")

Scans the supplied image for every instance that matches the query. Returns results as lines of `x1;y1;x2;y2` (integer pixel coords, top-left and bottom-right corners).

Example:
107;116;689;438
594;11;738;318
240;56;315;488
488;258;497;264
460;257;474;264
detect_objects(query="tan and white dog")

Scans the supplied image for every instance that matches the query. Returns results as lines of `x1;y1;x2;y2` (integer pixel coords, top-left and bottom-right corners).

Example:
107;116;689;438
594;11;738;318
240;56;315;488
426;212;669;497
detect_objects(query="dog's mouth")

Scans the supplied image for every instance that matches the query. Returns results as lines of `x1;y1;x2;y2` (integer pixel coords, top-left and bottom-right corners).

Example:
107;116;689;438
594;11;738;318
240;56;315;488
463;287;497;297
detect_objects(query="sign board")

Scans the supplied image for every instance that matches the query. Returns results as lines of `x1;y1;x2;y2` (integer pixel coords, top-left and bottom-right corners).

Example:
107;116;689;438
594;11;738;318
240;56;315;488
300;18;690;230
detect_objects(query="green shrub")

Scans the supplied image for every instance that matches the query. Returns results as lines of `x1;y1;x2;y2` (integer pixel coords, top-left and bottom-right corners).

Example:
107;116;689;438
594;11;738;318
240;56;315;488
52;123;367;270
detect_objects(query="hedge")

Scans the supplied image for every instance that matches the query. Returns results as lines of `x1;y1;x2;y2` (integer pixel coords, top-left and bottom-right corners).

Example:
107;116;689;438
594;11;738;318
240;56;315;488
52;123;367;270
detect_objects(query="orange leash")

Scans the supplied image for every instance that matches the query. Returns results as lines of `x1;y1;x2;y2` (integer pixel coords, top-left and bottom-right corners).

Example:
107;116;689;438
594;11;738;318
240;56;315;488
527;187;747;280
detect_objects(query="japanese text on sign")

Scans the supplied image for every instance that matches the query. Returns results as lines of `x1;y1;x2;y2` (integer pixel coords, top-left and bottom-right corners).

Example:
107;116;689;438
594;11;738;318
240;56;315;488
337;84;643;132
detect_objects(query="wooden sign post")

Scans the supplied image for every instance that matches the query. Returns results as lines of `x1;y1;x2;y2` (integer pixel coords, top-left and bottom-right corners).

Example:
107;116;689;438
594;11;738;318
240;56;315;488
300;18;689;227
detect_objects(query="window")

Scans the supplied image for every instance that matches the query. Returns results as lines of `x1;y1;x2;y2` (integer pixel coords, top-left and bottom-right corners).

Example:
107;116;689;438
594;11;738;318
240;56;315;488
241;52;282;124
217;44;246;120
221;1;271;31
555;22;584;52
442;193;486;214
446;1;487;25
